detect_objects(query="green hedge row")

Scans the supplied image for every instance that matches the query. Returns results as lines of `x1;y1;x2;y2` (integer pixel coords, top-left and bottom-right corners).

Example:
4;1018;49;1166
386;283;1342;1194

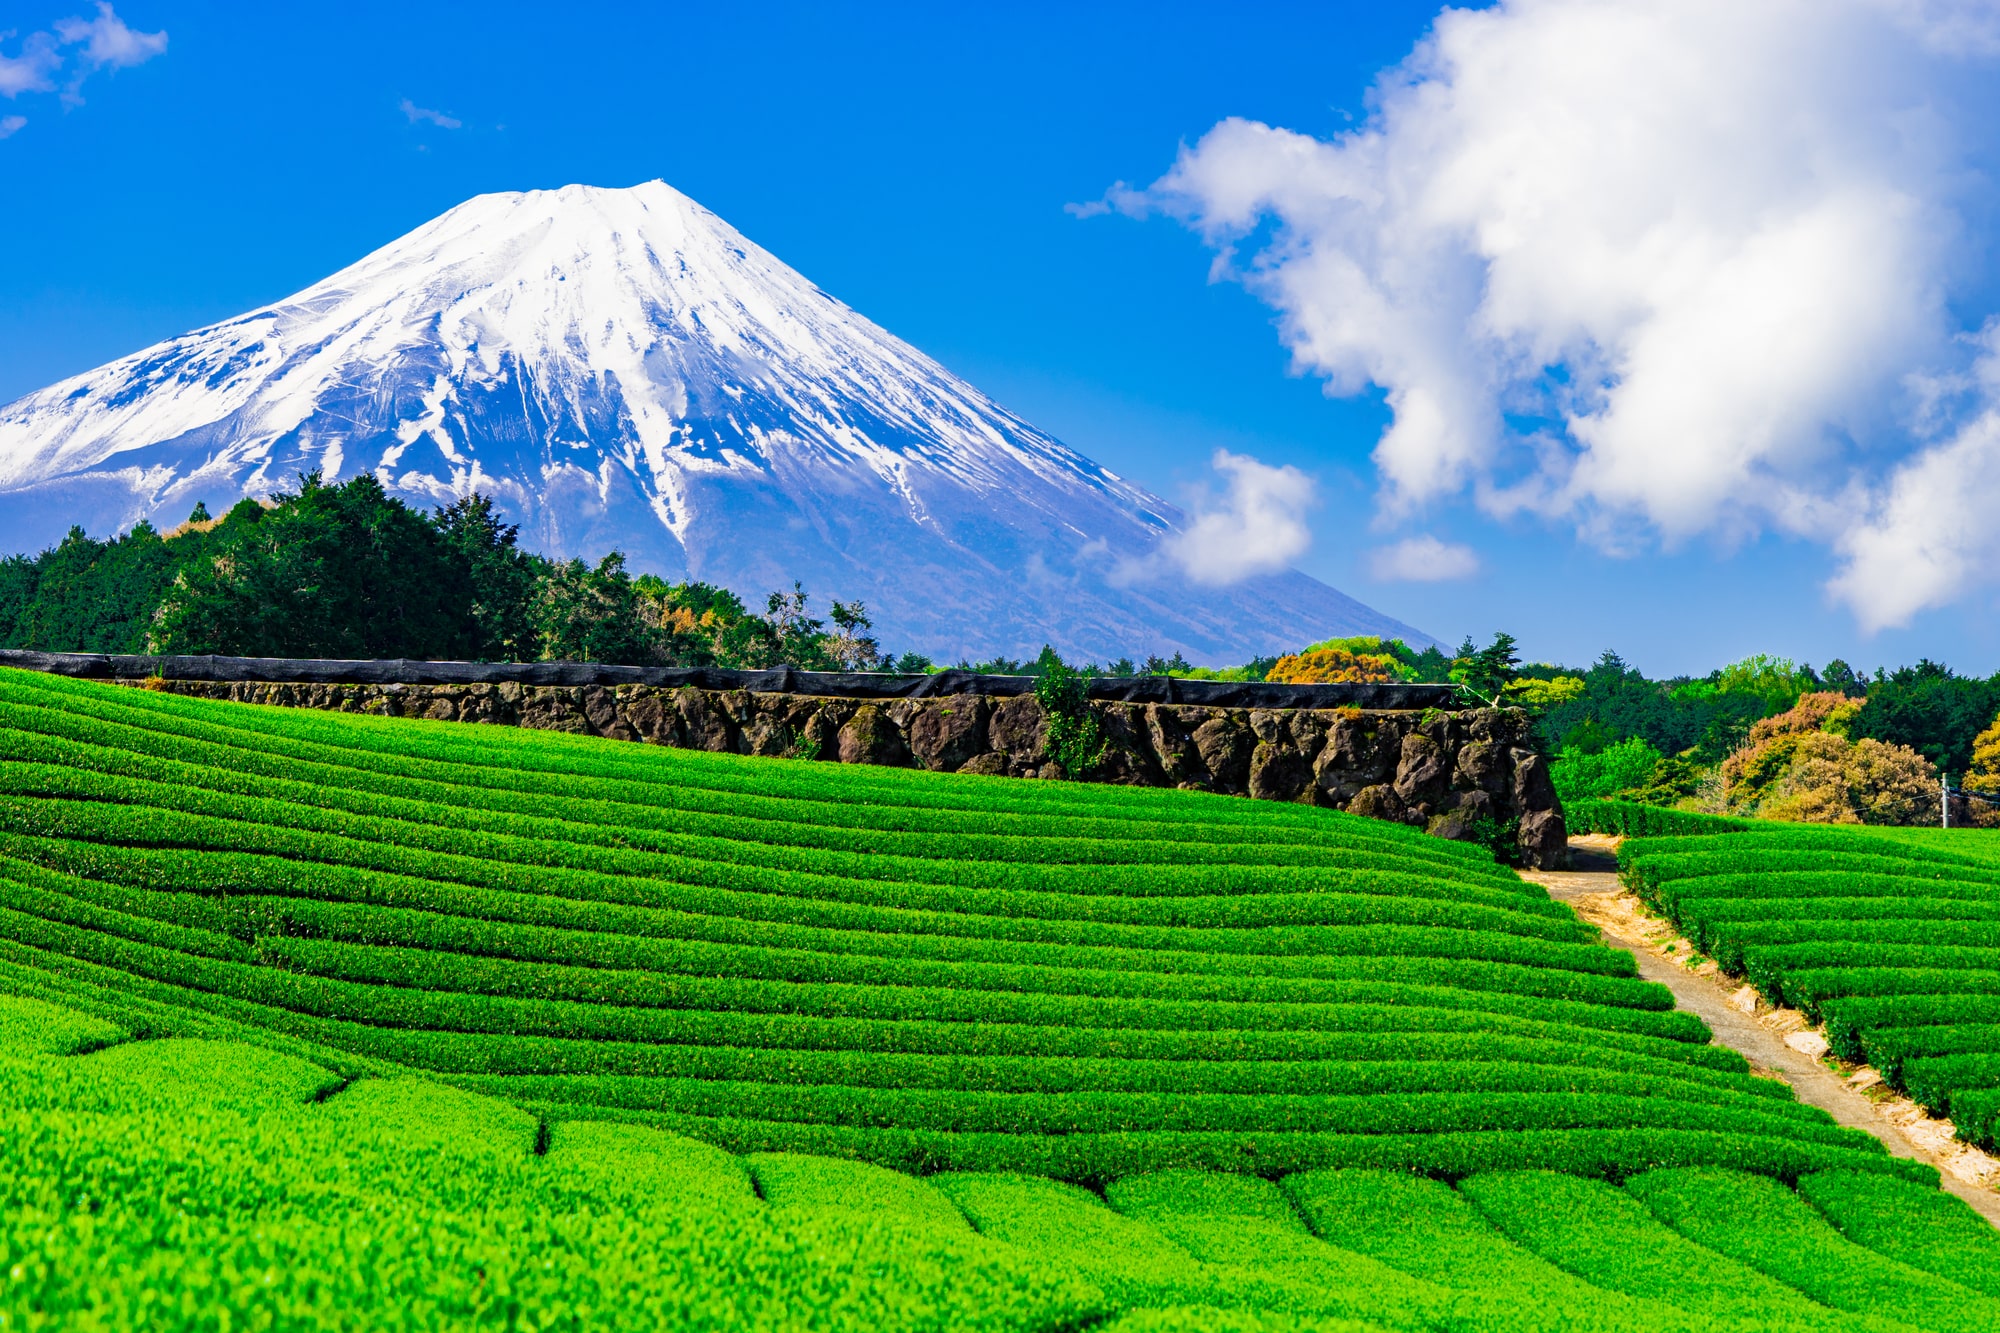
1795;1169;2000;1300
1611;827;2000;1153
0;896;1711;1062
1459;1170;1852;1333
1679;897;2000;945
1563;801;1751;839
0;792;1592;940
1739;944;2000;1006
267;893;1637;996
1616;840;2000;892
256;932;1690;1040
2;672;1501;860
514;1106;1920;1186
12;669;1872;1188
0;715;1521;891
1624;860;2000;911
0;910;1753;1088
0;701;1517;890
1850;1024;2000;1089
0;1000;1096;1333
1698;919;2000;975
1282;1169;1718;1331
1626;1168;1997;1333
1948;1086;2000;1152
1899;1053;2000;1122
1644;873;2000;920
299;1070;1875;1142
0;847;1630;1005
0;768;1560;924
248;911;1659;1012
1754;967;2000;1022
0;742;1533;909
1819;993;1993;1063
453;1054;1811;1117
0;835;1600;977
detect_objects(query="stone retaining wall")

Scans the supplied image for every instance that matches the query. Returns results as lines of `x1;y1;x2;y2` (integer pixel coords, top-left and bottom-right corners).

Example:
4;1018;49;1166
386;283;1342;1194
132;677;1568;867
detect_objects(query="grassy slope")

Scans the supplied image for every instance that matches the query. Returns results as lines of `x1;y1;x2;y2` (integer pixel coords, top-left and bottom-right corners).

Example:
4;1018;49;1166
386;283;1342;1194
0;666;1900;1180
5;669;2000;1325
1619;819;2000;1148
17;992;2000;1332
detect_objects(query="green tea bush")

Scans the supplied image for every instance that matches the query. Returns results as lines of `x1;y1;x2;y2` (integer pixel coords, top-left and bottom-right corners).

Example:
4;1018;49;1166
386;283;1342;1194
1619;820;2000;1141
1563;800;1749;837
0;665;1915;1187
6;984;1988;1331
1459;1170;1879;1333
0;1025;1102;1333
1795;1169;2000;1300
1627;1168;2000;1333
1104;1172;1453;1332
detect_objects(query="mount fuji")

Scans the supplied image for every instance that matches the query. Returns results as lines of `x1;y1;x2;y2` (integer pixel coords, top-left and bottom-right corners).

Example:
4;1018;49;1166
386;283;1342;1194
0;181;1430;662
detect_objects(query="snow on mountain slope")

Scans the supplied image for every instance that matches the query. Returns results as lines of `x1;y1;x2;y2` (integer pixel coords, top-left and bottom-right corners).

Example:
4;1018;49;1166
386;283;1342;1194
0;181;1430;661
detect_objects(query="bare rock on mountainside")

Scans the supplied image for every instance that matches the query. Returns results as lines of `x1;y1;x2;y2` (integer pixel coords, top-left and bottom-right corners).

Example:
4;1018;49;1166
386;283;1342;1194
0;180;1431;663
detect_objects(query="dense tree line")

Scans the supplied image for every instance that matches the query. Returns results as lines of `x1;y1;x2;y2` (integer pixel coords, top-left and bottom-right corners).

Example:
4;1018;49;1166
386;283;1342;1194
0;476;909;671
1491;642;2000;824
1509;649;2000;779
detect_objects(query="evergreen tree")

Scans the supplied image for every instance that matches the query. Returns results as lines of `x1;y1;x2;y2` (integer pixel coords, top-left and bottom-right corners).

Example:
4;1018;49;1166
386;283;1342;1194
1452;631;1520;703
432;493;538;661
0;520;196;653
525;552;660;665
1853;660;2000;775
149;473;481;660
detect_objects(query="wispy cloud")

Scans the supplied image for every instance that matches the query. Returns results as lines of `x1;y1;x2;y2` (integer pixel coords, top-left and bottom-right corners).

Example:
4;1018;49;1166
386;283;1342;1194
400;98;461;130
54;2;166;71
1062;190;1122;220
0;31;60;97
0;4;164;130
1370;536;1479;583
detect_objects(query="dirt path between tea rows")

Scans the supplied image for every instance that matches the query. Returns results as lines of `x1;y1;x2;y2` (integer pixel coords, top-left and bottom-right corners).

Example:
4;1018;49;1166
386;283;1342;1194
1520;836;2000;1231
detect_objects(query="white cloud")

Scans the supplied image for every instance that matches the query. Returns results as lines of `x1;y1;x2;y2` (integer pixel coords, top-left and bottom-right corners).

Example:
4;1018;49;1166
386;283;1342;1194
1162;449;1317;585
54;3;165;69
0;31;60;96
1;6;164;111
400;98;462;130
1830;319;2000;629
1113;0;2000;630
0;115;24;138
1371;535;1480;582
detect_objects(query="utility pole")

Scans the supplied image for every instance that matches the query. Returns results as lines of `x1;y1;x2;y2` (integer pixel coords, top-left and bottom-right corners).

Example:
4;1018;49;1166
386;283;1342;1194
1943;772;1951;830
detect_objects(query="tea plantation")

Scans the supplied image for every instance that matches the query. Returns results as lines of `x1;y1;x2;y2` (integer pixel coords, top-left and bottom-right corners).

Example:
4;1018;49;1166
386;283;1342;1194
1619;813;2000;1154
3;666;1998;1330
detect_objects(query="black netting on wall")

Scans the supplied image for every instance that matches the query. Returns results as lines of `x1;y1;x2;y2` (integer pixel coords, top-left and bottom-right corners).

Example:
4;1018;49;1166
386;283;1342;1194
0;649;1467;712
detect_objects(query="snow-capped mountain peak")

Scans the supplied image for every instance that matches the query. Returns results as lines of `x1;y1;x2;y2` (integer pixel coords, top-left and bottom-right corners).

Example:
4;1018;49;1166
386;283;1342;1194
0;180;1425;660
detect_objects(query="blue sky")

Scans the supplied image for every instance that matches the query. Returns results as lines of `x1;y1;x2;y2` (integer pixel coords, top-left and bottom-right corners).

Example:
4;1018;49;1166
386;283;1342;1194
4;0;1999;678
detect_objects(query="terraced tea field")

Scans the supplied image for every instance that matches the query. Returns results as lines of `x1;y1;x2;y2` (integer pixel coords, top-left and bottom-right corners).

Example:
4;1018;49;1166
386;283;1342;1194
3;666;1997;1330
1620;817;2000;1154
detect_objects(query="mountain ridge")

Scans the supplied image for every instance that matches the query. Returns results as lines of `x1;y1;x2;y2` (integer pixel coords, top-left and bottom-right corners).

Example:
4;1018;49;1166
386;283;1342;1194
0;180;1432;661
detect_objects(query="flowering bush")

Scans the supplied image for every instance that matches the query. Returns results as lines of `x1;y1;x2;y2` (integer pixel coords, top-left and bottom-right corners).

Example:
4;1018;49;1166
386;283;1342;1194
1964;711;2000;826
1265;647;1405;685
1722;691;1936;824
